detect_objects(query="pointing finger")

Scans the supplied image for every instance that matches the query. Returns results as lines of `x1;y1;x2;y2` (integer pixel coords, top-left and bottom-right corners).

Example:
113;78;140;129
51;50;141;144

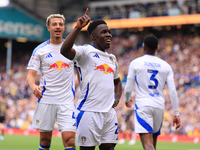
85;8;89;15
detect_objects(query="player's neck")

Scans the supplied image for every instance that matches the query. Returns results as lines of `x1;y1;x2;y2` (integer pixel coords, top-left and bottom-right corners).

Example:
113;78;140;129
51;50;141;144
145;52;155;55
50;37;63;45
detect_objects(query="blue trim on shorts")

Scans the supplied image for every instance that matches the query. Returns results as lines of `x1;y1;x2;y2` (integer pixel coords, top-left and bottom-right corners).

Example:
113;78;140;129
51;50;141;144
76;111;84;129
77;83;89;110
153;123;162;136
135;105;153;133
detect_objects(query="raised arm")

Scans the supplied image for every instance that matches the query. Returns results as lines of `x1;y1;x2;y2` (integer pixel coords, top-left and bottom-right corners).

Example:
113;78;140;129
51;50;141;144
61;8;90;60
112;78;122;108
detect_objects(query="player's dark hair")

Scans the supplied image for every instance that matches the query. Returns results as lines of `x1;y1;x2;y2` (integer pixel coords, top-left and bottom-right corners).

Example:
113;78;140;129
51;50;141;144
144;34;158;51
87;19;107;36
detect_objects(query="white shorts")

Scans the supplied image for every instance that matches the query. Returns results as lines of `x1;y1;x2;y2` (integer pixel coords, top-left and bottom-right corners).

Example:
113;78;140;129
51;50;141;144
32;103;76;133
76;108;118;146
134;105;163;135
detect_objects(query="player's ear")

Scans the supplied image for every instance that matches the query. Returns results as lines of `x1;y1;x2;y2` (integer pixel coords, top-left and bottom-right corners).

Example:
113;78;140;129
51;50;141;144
47;26;50;31
143;44;145;50
91;34;96;40
143;44;146;53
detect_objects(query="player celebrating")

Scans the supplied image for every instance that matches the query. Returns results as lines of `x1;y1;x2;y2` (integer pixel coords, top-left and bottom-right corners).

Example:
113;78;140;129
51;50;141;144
124;34;181;150
61;9;122;150
27;14;76;150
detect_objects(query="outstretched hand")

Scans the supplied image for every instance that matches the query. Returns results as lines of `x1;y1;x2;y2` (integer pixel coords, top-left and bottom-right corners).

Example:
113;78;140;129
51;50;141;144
76;8;90;29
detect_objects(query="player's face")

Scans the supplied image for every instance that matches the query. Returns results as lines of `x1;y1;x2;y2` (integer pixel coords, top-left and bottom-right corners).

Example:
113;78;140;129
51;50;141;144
93;24;112;51
47;18;65;39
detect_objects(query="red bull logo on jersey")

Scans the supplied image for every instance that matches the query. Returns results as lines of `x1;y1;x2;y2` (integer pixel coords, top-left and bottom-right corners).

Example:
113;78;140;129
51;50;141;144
94;63;114;74
48;61;70;70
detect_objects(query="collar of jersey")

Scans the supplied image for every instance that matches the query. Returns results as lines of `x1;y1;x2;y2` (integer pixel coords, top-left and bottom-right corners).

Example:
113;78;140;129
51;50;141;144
145;54;155;56
48;39;64;47
91;45;108;55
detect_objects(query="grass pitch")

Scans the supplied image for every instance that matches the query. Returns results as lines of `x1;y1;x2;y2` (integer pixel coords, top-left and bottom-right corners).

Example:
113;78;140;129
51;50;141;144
0;135;200;150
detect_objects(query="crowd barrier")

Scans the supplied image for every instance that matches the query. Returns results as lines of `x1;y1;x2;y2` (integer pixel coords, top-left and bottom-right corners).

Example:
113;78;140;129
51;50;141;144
118;132;200;143
4;128;199;143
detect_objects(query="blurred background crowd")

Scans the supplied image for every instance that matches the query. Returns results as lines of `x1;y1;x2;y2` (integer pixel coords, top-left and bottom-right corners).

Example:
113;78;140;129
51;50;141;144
82;0;200;21
0;0;200;140
1;29;200;138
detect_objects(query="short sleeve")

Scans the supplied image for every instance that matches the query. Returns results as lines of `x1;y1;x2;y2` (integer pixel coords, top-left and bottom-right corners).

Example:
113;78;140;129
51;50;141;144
73;44;88;62
114;58;119;79
27;50;40;72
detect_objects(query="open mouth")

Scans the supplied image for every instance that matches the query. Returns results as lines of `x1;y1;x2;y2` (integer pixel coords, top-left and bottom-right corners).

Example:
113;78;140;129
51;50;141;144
55;31;61;34
105;39;111;44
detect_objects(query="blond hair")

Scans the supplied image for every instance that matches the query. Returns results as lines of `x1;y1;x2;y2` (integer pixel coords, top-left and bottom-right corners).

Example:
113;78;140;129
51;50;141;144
46;14;65;26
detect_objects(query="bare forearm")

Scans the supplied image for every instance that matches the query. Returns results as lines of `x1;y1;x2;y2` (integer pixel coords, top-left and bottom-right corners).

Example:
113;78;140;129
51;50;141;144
27;76;35;91
27;70;43;98
61;8;90;60
112;78;122;108
61;26;81;60
27;70;37;90
114;78;122;101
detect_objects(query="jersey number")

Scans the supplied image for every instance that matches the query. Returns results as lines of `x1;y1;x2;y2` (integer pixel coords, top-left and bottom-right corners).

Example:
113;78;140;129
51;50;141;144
115;123;118;140
147;69;158;89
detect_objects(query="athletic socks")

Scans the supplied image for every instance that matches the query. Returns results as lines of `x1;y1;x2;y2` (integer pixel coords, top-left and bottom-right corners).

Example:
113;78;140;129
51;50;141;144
38;143;76;150
64;146;76;150
39;143;50;150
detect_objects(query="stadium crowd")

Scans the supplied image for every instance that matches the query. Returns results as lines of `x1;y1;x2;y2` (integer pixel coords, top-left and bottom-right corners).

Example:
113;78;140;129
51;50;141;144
84;0;200;21
0;29;200;138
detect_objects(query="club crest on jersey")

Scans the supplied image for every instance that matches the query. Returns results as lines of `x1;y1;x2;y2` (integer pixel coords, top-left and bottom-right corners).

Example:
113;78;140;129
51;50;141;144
36;120;39;125
81;136;86;143
109;56;114;63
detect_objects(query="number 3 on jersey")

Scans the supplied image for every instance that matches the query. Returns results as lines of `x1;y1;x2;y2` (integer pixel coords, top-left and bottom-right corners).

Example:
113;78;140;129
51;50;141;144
147;69;158;89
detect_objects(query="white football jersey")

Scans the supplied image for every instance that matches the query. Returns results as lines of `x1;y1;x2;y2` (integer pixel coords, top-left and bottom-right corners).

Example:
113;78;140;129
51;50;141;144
127;54;175;110
27;40;75;105
73;44;119;112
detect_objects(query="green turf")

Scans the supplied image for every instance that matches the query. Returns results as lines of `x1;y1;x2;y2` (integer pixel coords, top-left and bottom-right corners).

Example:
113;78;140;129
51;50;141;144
0;135;200;150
